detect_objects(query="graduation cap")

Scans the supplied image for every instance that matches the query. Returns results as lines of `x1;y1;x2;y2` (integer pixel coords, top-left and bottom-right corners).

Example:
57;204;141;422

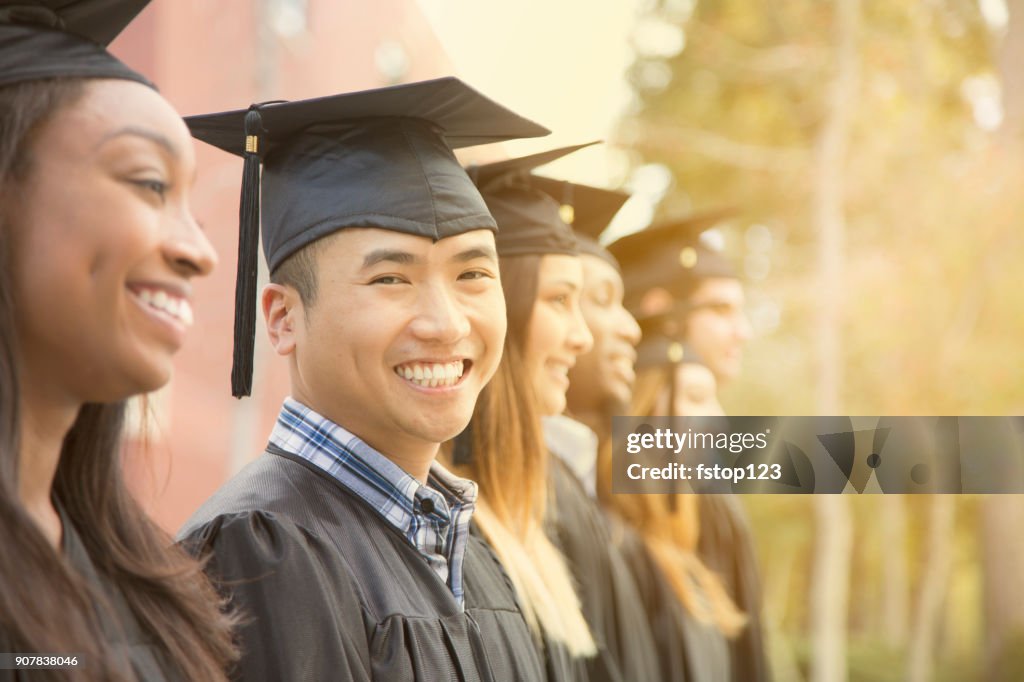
607;209;736;319
635;330;703;371
0;0;153;88
529;176;629;271
186;77;550;397
467;142;603;257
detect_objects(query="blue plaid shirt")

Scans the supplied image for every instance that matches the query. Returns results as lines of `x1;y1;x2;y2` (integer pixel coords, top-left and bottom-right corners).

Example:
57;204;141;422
269;397;478;606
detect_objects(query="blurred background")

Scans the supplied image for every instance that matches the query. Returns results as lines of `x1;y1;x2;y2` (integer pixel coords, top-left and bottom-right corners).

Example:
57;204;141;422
109;1;1024;680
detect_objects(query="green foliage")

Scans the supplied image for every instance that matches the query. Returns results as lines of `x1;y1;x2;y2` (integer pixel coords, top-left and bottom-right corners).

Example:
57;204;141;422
620;0;1024;416
622;1;1023;675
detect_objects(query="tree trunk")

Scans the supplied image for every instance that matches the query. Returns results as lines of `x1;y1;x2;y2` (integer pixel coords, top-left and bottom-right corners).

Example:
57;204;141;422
980;496;1024;678
809;0;860;680
881;495;909;646
811;496;853;682
907;496;956;682
979;5;1024;679
997;0;1024;146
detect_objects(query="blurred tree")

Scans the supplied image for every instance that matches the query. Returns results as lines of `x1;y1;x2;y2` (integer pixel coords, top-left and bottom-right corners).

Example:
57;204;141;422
907;495;955;682
880;496;909;646
617;0;1008;416
979;6;1024;681
808;0;860;680
980;496;1024;680
619;0;1020;678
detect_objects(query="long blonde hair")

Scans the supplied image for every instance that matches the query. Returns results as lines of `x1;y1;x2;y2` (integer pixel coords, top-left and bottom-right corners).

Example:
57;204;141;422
449;254;595;656
598;365;747;637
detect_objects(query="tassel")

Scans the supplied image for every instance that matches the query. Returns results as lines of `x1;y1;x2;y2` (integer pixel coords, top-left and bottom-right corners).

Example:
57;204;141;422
667;350;680;512
231;106;263;398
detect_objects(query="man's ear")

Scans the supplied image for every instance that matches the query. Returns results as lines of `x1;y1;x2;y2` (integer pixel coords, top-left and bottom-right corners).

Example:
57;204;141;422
263;283;302;356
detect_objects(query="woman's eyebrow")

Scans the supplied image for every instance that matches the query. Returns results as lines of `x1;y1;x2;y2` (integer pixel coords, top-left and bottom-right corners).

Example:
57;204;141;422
548;279;580;290
96;126;178;157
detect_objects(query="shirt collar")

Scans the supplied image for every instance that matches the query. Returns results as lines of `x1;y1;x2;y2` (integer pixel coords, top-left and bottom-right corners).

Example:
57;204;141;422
543;414;599;498
270;397;478;520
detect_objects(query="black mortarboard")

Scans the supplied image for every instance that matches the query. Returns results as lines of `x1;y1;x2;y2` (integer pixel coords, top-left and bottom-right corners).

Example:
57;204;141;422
635;330;703;371
529;176;629;271
468;143;601;257
0;1;153;88
608;210;736;319
186;77;549;397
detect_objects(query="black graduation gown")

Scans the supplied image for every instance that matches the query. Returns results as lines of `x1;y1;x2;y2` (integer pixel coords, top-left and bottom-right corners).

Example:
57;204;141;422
545;458;662;682
0;509;180;682
617;522;732;682
532;612;619;682
532;611;588;682
178;449;546;682
696;495;771;682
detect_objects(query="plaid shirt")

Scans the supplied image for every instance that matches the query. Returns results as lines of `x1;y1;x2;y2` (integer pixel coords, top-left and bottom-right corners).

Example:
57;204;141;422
269;397;478;606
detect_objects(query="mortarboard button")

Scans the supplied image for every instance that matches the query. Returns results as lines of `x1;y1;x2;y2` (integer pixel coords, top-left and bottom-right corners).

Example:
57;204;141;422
679;246;698;269
668;342;685;364
559;203;575;226
609;209;737;320
469;142;629;258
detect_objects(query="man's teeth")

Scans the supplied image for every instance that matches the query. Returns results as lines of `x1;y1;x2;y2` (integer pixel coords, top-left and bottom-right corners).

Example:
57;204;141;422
136;288;194;326
394;361;465;388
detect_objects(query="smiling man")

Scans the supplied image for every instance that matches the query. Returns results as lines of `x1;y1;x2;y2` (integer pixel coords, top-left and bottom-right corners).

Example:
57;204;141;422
611;215;752;390
178;78;550;681
682;276;751;387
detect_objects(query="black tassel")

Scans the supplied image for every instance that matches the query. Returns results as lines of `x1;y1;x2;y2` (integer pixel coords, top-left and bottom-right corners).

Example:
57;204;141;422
667;355;679;512
231;106;263;398
452;424;474;466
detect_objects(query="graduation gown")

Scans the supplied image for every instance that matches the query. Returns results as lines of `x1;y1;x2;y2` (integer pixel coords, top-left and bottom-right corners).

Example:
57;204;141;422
179;449;546;682
0;508;180;682
696;495;771;682
534;616;620;682
534;617;589;682
617;521;732;682
545;458;662;682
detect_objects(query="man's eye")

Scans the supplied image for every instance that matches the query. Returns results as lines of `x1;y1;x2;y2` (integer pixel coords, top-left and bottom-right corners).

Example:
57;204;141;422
370;275;405;285
458;270;492;281
694;301;734;315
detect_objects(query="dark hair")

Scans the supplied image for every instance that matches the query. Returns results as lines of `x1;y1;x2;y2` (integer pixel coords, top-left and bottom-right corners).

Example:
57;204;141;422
269;232;337;308
0;78;235;681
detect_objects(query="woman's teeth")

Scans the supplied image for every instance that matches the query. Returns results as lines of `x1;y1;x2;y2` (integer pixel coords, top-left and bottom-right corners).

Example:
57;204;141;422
394;361;464;388
135;288;194;326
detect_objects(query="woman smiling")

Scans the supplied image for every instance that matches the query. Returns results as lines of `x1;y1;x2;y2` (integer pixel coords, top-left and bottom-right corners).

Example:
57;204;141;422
0;2;233;680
